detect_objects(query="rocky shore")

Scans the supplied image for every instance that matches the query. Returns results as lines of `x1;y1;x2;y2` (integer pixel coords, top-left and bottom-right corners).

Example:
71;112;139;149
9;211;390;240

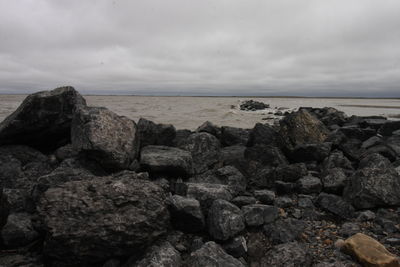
0;86;400;267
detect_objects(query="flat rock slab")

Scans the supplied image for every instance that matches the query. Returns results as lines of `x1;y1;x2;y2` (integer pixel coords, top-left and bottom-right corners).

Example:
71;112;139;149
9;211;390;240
342;233;400;267
140;145;193;177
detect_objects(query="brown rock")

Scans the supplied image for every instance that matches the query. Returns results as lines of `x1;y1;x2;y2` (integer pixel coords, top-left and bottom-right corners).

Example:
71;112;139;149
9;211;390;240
341;233;400;267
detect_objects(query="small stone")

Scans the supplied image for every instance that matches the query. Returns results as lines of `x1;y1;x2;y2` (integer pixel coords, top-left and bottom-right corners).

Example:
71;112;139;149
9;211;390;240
253;190;275;204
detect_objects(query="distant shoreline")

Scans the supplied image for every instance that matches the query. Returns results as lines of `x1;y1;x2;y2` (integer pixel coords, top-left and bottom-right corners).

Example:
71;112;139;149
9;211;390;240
1;94;400;100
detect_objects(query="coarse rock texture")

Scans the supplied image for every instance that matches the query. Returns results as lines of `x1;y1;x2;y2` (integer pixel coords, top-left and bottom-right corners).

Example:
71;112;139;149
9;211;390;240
341;233;400;267
279;109;330;152
1;212;39;248
126;241;182;267
239;100;269;111
179;132;220;174
37;175;170;265
186;241;245;267
184;183;233;209
207;199;245;241
137;118;176;148
169;195;205;233
344;167;400;209
0;86;86;151
140;145;193;177
261;241;312;267
221;126;250;146
71;106;139;171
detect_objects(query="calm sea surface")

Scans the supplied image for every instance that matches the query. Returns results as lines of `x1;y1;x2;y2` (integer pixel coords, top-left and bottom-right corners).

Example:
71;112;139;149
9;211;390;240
1;95;399;130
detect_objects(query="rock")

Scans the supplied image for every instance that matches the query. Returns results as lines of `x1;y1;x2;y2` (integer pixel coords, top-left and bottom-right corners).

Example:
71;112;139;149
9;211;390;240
339;126;376;141
0;185;9;230
361;136;382;149
220;126;250;146
179;132;220;174
54;144;79;161
278;109;329;152
344;167;400;209
189;166;246;195
317;193;355;220
126;241;182;267
102;259;120;267
322;150;353;173
322;168;347;194
297;176;322;194
379;120;400;136
0;86;86;151
172;129;192;147
274;196;294;208
365;144;398;162
137;118;176;147
339;222;361;237
264;218;306;244
185;183;233;209
71;106;139;171
196;121;221;138
261;241;311;267
246;232;269;261
246;164;276;189
341;233;400;267
247;123;278;146
356;210;376;221
140;145;193;177
274;163;308;182
231;196;257;207
1;212;39;248
275;180;298;195
253;189;275;204
0;145;54;189
300;107;347;127
37;175;170;265
359;152;392;169
207;199;245;241
0;254;44;267
222;235;247;258
219;145;245;167
291;142;331;163
242;204;279;226
240;100;269;111
169;195;205;233
244;144;287;166
186;241;245;267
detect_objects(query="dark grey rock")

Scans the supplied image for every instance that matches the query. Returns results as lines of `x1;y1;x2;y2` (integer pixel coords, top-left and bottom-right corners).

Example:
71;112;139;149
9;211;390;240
297;176;322;194
244;144;287;166
316;193;355;220
379;120;400;136
37;175;170;265
253;189;275;204
231;196;257;207
219;145;245;167
247;123;278;146
240;100;269;111
207;199;245;241
0;254;44;267
242;204;279;226
137;118;176;148
358;152;391;169
356;210;376;221
339;222;360;237
261;241;311;267
322;150;353;173
169;195;205;233
322;168;347;194
274;163;307;182
54;143;79;161
222;235;247;258
291;142;331;163
274;196;293;208
126;241;182;267
196;121;221;138
221;126;250;146
0;86;86;151
179;132;220;174
264;218;306;244
275;180;298;195
278;109;329;152
140;145;193;177
187;241;245;267
344;167;400;209
1;212;39;248
185;183;233;209
71;106;139;171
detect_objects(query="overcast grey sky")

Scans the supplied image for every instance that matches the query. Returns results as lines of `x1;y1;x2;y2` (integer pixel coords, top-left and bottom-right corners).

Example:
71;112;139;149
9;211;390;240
1;0;400;96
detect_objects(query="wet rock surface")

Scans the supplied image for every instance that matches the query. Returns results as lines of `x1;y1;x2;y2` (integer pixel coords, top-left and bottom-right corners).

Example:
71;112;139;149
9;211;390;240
0;87;399;266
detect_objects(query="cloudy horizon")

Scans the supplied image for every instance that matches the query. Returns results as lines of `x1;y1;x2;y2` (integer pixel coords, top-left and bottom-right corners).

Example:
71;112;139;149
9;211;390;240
1;0;400;97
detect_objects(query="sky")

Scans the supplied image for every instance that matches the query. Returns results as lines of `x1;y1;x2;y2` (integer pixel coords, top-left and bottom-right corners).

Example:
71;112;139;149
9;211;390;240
0;0;400;97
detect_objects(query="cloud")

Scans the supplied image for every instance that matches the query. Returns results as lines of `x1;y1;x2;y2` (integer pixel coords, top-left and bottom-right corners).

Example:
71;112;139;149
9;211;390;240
0;0;399;96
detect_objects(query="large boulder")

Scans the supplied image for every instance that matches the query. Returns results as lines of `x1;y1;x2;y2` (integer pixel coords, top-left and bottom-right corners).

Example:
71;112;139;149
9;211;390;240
184;183;233;209
0;184;9;230
140;145;193;177
179;132;220;174
278;109;329;152
137;118;176;148
244;144;287;166
344;167;400;209
196;121;221;138
169;195;205;233
0;86;86;151
322;168;347;194
300;107;347;127
291;142;331;163
186;241;245;267
316;193;355;220
71;106;139;171
37;175;170;265
242;204;279;227
220;126;250;146
247;123;278;146
207;199;245;241
1;212;39;248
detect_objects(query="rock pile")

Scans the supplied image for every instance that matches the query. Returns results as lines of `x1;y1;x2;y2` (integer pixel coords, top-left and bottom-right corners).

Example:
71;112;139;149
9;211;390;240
239;100;270;111
1;86;400;267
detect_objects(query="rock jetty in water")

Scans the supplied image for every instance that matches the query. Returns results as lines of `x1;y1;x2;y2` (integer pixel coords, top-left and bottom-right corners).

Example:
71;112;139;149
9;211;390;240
1;86;400;267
